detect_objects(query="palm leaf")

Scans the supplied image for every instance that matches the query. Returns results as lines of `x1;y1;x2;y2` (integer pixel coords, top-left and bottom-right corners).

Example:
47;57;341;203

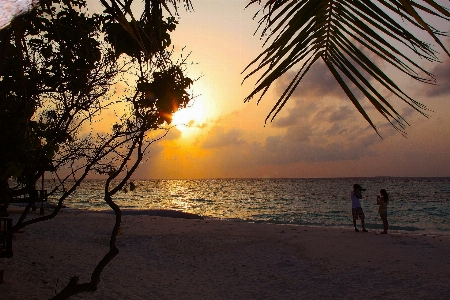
244;0;449;135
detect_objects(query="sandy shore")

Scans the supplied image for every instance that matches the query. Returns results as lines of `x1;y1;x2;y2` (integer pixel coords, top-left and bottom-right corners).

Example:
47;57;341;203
1;209;450;300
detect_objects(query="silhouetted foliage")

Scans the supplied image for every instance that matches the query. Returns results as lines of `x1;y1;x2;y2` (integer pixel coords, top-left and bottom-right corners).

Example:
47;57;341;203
244;0;449;136
1;0;193;298
0;0;105;188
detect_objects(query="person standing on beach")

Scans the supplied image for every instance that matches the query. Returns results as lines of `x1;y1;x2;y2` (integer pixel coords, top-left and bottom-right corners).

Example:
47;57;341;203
351;184;368;232
377;189;389;234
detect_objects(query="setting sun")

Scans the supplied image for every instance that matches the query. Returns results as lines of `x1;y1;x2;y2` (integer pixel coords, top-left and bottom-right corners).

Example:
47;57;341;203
171;96;207;135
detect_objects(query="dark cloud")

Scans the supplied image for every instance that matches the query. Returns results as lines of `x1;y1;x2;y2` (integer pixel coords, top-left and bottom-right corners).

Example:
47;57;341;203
325;122;350;136
423;58;450;97
275;60;342;100
204;98;382;169
270;45;446;132
197;50;426;172
272;98;356;133
254;71;384;165
260;140;348;165
272;99;319;128
201;126;245;149
271;58;377;129
283;123;314;143
259;122;379;165
327;105;354;122
274;50;387;102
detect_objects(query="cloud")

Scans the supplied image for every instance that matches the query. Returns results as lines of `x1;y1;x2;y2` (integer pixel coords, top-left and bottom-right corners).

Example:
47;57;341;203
189;52;417;175
164;127;182;140
275;60;343;100
260;122;379;165
199;61;386;169
200;95;381;170
423;58;450;97
201;126;245;149
272;99;318;128
274;50;388;102
272;96;361;135
263;139;358;164
270;58;379;129
186;120;208;129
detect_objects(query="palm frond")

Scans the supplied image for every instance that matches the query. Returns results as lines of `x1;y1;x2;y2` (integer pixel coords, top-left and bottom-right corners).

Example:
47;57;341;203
244;0;449;135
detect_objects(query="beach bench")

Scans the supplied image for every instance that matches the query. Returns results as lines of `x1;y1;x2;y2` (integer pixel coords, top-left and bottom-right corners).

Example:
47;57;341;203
0;203;7;217
0;217;13;258
9;189;48;215
0;189;11;217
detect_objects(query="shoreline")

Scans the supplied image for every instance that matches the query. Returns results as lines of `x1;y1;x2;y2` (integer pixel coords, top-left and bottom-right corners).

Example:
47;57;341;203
6;204;450;237
5;205;450;237
2;209;450;299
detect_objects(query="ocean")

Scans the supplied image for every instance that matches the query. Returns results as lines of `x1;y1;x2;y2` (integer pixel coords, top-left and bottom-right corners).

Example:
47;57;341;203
58;177;450;236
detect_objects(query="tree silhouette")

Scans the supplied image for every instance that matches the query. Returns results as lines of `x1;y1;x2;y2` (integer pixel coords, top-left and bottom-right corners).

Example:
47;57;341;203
1;0;193;298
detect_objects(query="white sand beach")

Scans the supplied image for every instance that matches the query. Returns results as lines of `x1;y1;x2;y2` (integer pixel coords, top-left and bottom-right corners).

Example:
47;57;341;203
1;208;450;299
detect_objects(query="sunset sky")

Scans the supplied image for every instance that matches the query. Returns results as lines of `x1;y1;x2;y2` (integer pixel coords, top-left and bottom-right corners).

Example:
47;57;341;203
110;0;450;179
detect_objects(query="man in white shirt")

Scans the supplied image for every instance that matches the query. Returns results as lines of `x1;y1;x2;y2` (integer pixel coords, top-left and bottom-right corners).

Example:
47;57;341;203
351;184;368;232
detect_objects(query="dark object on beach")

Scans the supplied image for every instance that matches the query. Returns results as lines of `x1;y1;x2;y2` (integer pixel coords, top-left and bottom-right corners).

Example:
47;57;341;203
9;189;48;216
0;218;13;258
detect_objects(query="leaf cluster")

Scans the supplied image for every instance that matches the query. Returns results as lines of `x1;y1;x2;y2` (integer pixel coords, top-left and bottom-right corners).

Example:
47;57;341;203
244;0;449;135
137;65;193;125
0;0;106;185
104;16;178;58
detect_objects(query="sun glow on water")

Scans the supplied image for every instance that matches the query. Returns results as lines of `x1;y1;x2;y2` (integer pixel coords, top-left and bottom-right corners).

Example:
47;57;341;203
60;178;450;235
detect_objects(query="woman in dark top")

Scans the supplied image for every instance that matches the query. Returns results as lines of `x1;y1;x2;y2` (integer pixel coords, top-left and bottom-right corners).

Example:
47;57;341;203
377;189;389;234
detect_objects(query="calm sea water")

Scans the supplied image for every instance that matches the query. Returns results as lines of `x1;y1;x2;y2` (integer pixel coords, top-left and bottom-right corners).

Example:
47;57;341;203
57;178;450;235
